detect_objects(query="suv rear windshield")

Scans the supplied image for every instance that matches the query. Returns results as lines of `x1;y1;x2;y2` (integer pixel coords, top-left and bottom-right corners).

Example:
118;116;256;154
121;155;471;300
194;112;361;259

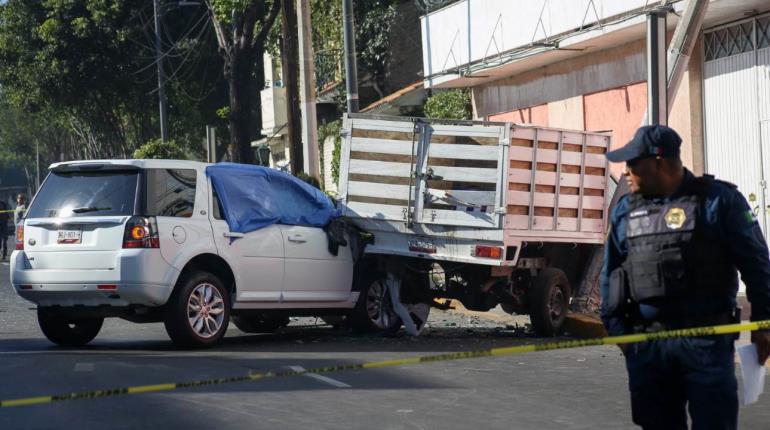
27;171;138;218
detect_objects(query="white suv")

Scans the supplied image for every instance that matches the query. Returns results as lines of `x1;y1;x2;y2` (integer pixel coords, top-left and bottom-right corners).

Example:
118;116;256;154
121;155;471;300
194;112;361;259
10;160;386;348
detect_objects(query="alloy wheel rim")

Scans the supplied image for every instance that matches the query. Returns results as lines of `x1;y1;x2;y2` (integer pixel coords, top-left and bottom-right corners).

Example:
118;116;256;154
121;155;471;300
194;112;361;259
187;283;225;338
366;279;397;329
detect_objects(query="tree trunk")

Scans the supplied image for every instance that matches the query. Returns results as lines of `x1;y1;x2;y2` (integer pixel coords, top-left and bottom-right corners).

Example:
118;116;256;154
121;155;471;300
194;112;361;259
280;0;303;174
252;44;266;144
228;49;256;164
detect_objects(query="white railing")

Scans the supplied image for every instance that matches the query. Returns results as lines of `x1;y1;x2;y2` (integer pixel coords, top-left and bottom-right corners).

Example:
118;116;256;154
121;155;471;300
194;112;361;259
421;0;665;86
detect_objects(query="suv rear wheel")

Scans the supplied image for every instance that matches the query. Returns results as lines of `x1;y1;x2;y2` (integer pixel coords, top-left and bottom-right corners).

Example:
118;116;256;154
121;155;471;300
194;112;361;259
164;271;230;348
37;309;104;347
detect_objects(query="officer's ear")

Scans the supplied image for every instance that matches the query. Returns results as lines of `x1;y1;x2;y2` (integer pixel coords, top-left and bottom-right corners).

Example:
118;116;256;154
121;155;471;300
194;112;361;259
654;156;664;171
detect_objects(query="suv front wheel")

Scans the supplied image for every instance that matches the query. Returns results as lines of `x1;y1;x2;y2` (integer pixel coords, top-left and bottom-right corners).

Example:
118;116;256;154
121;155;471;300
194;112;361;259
164;271;230;348
37;309;104;347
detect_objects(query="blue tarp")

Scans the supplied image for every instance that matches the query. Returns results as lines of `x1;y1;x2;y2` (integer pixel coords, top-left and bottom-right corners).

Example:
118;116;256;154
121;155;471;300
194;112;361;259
206;163;339;234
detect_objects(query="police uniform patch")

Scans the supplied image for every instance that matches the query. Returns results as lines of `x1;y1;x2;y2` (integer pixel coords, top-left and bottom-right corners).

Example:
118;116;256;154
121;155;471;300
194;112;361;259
744;210;758;225
665;207;686;229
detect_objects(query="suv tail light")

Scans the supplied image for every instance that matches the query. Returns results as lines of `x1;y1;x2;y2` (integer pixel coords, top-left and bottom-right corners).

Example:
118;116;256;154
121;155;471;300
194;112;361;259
15;223;24;250
123;216;159;249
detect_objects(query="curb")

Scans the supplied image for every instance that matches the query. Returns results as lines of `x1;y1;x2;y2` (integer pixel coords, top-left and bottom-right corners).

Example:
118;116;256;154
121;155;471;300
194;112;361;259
564;313;608;338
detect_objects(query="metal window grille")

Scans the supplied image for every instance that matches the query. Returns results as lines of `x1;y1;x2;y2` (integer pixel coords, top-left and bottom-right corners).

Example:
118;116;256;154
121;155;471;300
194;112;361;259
705;21;755;61
758;16;770;50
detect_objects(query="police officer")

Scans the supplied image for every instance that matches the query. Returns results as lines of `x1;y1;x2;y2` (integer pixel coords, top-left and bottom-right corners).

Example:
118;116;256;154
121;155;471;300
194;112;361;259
600;125;770;430
13;194;26;227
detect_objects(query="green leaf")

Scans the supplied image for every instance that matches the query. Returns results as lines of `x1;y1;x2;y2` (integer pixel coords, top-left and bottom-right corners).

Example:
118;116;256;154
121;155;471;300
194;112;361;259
133;138;188;160
424;89;472;120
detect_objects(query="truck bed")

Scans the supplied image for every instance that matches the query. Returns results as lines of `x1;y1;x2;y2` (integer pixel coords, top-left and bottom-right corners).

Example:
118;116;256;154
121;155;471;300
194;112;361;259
338;114;610;266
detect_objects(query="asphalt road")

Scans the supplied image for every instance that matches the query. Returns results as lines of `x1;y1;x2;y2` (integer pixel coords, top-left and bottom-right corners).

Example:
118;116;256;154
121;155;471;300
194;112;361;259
2;262;770;429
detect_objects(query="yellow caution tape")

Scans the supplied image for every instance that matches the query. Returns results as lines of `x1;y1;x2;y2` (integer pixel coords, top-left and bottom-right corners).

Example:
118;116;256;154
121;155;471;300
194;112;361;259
2;319;769;408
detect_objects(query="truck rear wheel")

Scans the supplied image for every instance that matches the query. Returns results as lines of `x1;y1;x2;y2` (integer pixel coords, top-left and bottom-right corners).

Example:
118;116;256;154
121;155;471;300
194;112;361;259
528;268;570;337
37;309;103;347
349;271;402;334
164;271;230;348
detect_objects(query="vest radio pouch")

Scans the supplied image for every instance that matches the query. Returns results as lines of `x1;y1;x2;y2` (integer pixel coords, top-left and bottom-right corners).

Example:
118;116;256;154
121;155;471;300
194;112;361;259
605;267;629;316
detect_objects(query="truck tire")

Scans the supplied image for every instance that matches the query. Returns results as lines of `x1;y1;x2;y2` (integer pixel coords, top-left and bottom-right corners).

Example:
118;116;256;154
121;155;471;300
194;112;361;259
528;268;571;337
37;309;103;347
164;271;230;348
349;271;402;334
232;315;289;334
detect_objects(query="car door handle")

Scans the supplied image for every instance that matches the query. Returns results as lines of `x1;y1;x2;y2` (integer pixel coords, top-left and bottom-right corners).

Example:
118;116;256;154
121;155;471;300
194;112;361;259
288;234;306;243
223;231;245;238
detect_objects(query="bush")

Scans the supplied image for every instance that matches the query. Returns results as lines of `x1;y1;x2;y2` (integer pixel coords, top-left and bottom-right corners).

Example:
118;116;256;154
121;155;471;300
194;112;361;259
423;89;472;120
294;171;321;189
133;138;187;160
318;120;342;187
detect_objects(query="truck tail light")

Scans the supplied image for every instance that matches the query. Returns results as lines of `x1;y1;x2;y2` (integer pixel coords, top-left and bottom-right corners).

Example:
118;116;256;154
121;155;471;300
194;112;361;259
123;216;159;249
474;245;503;259
15;223;24;250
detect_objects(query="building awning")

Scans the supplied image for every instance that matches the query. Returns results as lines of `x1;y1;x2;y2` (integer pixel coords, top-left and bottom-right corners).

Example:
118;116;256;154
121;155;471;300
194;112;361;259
361;81;428;114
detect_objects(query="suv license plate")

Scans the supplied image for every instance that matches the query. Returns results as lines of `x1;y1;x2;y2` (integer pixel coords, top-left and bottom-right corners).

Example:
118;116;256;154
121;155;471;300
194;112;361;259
57;229;82;244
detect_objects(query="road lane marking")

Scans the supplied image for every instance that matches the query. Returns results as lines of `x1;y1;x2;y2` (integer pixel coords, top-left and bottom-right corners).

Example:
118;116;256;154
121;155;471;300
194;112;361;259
287;366;351;388
74;363;94;372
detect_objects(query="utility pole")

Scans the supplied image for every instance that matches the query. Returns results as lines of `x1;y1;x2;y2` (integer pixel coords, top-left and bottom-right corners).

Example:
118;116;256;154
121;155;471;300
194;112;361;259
35;140;40;192
281;0;304;173
297;0;320;177
342;0;359;113
205;125;216;163
153;0;169;143
647;10;667;126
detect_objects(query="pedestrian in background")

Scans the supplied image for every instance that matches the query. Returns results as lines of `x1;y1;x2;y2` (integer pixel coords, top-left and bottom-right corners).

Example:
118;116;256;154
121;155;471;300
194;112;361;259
0;199;9;259
600;125;770;429
14;194;26;227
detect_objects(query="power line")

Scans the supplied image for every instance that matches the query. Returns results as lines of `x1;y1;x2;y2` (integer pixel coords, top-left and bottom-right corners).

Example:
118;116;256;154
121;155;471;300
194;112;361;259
134;9;210;76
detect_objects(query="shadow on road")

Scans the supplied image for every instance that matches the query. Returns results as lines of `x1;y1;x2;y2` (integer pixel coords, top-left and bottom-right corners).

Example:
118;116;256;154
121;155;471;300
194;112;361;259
0;325;572;355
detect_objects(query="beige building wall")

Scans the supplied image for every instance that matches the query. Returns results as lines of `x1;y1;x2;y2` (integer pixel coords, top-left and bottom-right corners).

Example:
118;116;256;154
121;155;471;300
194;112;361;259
472;36;706;176
547;96;584;130
667;35;705;175
473;40;647;119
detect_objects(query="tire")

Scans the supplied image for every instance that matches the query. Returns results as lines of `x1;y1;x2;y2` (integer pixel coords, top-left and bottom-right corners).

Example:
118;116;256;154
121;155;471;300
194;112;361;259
528;268;571;337
37;309;103;347
349;271;402;334
232;315;289;334
164;271;230;348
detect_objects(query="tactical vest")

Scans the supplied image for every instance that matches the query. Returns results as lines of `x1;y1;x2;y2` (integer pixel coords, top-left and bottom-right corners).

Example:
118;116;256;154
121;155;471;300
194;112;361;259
622;176;738;304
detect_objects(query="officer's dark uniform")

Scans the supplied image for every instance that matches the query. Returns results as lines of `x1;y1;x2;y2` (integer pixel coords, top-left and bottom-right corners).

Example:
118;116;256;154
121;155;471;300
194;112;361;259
0;201;8;259
600;126;770;430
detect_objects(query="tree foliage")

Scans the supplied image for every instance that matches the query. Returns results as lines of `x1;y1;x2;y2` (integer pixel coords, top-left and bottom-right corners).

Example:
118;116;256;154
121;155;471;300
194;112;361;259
424;89;472;120
0;0;228;180
0;0;155;158
133;138;187;160
205;0;281;164
310;0;399;109
317;120;341;187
